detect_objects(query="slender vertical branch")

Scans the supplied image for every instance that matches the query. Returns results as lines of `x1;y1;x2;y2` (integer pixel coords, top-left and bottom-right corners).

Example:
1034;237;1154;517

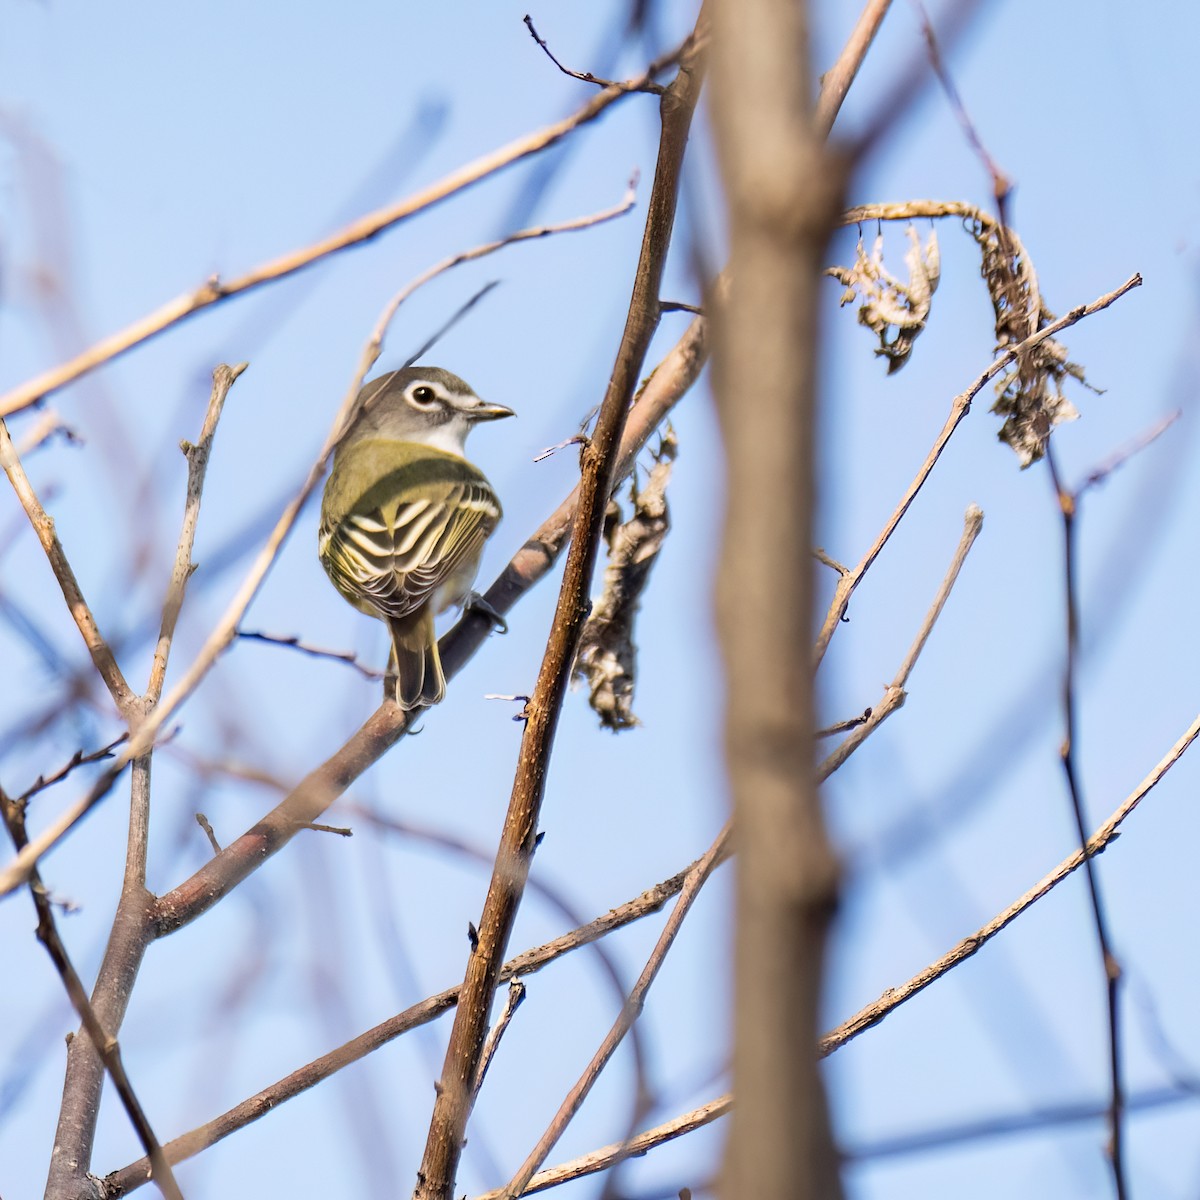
413;22;709;1200
1045;445;1128;1200
17;776;161;1200
147;363;246;702
710;0;845;1198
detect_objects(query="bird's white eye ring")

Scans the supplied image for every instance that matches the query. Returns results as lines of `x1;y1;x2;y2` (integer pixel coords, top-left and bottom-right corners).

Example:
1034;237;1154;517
410;385;438;406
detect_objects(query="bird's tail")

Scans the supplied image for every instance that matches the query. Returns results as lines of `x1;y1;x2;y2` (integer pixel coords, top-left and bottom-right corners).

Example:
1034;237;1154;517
386;609;445;710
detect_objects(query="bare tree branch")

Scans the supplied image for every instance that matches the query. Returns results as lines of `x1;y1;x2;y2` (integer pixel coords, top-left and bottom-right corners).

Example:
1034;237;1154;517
16;735;126;804
473;1095;733;1200
472;981;526;1103
103;852;718;1194
0;419;137;714
147;363;246;701
813;271;1143;667
819;705;1200;1055
414;26;709;1197
1045;441;1127;1199
814;0;895;136
235;630;387;680
1;789;183;1200
502;823;730;1197
710;0;844;1196
523;15;672;95
818;505;983;779
0;190;651;900
0;45;688;422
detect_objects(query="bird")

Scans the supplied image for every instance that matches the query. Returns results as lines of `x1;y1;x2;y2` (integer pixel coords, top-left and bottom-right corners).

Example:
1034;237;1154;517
319;366;513;710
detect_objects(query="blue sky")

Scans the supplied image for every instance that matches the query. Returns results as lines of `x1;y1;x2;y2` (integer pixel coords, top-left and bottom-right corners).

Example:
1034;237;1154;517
1;3;1198;1198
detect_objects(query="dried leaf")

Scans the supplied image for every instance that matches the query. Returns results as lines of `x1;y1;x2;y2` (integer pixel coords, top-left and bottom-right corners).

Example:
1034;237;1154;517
969;217;1095;467
573;429;677;731
826;225;940;374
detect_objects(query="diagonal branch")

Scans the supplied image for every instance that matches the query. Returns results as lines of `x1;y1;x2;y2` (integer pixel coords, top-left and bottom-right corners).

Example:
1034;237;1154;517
147;313;707;938
818;505;983;779
0;191;659;901
814;0;894;136
0;42;689;423
473;1095;734;1200
1;789;184;1200
501;823;730;1198
147;363;246;702
813;271;1143;668
819;704;1200;1055
0;420;137;715
103;853;711;1194
414;24;708;1199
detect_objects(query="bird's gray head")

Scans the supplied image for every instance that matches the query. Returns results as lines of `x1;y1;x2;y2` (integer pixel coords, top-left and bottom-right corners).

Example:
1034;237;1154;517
340;366;514;457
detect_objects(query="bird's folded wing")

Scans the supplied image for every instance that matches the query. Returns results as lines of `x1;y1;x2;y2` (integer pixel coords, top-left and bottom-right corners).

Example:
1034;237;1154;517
322;478;499;619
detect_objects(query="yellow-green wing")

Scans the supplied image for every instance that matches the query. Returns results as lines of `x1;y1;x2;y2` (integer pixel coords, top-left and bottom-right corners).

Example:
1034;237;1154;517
319;440;501;620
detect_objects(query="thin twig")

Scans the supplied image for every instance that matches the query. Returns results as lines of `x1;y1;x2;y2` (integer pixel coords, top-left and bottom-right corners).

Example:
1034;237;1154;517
819;505;983;778
0;188;645;899
403;281;502;369
813;273;1143;668
533;435;587;463
820;704;1200;1055
0;790;185;1200
0;419;138;714
472;981;526;1102
104;854;712;1193
14;409;81;456
1045;442;1127;1200
911;0;1010;212
473;1095;733;1200
814;0;895;136
1078;410;1181;496
148;297;710;937
0;46;687;422
305;821;352;837
816;710;871;739
17;734;127;804
813;547;849;576
414;32;708;1197
501;823;730;1199
195;814;222;855
523;15;668;95
147;363;246;701
236;630;386;681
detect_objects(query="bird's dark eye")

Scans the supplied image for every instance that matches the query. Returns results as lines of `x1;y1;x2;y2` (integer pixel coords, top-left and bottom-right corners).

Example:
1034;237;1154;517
410;385;437;406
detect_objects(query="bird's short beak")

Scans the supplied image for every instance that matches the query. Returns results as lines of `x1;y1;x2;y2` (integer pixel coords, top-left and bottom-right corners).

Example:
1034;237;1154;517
469;400;516;421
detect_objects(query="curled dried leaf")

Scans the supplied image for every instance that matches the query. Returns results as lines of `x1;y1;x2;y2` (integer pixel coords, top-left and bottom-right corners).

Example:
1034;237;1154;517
969;217;1095;467
573;429;677;731
826;225;940;374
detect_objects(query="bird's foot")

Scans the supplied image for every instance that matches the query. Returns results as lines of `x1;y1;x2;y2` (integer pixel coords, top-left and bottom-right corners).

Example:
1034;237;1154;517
463;592;508;634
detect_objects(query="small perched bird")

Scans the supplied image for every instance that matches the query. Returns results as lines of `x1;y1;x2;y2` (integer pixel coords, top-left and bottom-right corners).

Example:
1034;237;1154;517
319;366;513;709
